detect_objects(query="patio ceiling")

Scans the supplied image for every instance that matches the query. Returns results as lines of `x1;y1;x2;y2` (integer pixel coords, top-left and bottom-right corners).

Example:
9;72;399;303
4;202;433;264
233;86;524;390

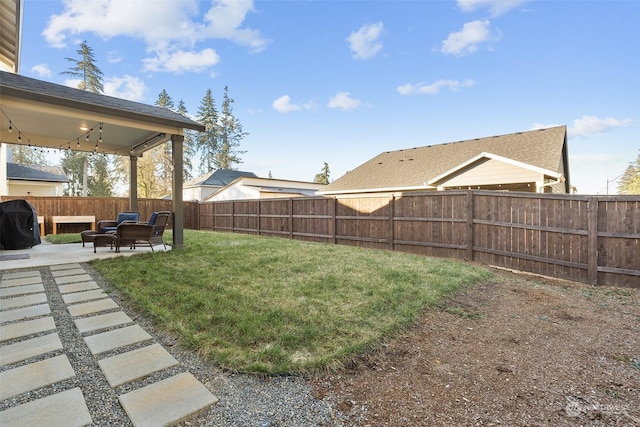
0;0;21;73
0;71;204;156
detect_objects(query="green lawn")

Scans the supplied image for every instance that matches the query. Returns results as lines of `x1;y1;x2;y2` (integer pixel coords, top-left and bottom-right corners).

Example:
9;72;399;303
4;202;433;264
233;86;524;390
90;230;492;374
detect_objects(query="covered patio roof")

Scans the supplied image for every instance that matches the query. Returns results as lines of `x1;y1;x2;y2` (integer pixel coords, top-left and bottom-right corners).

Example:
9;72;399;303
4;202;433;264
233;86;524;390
0;70;205;248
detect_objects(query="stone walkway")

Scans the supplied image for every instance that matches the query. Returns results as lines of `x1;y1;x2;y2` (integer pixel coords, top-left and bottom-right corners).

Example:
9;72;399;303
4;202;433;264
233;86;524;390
0;264;218;426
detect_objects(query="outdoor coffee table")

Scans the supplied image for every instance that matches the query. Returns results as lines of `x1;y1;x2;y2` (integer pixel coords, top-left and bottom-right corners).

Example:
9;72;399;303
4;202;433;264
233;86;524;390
92;233;118;253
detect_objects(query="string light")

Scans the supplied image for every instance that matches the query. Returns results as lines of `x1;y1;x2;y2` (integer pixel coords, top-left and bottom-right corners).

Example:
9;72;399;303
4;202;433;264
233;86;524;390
8;122;12;133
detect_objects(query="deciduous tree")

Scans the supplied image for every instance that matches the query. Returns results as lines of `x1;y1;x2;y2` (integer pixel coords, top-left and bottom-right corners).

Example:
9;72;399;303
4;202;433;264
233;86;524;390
618;150;640;195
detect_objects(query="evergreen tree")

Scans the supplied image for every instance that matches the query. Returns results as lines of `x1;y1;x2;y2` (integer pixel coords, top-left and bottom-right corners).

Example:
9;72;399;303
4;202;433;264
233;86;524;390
61;40;104;93
618;150;640;195
9;144;47;165
60;151;86;196
60;41;105;195
196;89;219;174
217;86;248;169
178;99;197;181
88;154;113;196
314;162;330;184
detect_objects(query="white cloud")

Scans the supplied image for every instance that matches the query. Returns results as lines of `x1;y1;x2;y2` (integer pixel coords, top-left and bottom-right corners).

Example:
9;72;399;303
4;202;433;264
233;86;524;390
272;95;301;113
62;78;82;89
328;92;362;110
107;50;123;64
31;64;52;77
457;0;529;16
441;20;498;56
569;115;635;137
42;0;265;73
347;22;384;60
143;48;220;73
103;75;147;101
533;116;635;137
397;79;475;95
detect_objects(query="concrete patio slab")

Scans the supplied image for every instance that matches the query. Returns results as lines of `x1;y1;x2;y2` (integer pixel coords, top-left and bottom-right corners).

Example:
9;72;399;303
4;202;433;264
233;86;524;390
73;311;133;333
62;289;106;304
0;293;47;310
0;283;45;298
84;324;153;356
0;303;50;324
0;387;92;427
49;263;83;271
0;316;56;343
1;270;41;280
118;372;218;427
0;354;75;400
98;343;179;387
50;267;87;277
0;275;42;288
54;274;93;285
0;332;63;366
58;281;100;294
67;298;118;318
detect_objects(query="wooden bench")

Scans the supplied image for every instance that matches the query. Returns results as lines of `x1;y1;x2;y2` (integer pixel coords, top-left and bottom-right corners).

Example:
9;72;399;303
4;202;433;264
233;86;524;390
37;216;44;236
51;215;96;235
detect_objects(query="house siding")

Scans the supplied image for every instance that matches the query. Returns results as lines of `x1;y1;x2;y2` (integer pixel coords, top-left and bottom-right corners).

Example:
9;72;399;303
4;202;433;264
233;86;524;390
439;158;541;188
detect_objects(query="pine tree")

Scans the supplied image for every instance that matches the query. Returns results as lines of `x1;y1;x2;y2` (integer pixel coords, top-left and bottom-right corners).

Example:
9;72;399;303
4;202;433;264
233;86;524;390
88;154;113;196
60;151;86;196
314;162;330;184
217;86;248;169
61;40;104;93
178;99;196;181
60;40;105;195
196;89;219;174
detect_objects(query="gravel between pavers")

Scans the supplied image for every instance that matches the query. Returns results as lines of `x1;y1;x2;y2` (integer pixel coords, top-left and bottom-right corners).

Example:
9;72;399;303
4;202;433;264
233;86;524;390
1;264;347;427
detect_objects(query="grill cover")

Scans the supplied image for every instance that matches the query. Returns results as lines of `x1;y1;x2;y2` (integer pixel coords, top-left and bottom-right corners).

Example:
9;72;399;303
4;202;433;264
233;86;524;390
0;199;42;249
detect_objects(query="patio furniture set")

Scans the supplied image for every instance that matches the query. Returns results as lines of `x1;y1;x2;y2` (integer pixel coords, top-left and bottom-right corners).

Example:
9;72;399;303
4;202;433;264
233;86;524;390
80;211;170;253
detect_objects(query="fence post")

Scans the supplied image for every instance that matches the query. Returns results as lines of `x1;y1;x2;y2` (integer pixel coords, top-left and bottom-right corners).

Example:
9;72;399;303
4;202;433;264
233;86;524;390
257;200;261;235
466;191;474;261
332;197;337;244
587;196;599;285
388;194;395;251
289;198;294;239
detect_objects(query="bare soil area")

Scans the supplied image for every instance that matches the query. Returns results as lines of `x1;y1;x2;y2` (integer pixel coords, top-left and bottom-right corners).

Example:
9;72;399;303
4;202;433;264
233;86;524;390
311;270;640;426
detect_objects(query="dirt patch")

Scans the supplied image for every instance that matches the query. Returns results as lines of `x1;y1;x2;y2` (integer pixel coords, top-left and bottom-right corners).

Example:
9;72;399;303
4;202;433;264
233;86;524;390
311;269;640;426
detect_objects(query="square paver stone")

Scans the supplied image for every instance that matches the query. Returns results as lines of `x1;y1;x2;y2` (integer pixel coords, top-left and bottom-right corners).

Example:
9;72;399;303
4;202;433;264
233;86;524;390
0;316;56;343
84;324;152;355
73;311;133;333
118;373;218;427
0;354;75;400
67;298;118;317
0;283;45;298
0;293;47;310
0;332;63;366
0;303;50;324
62;289;106;304
0;387;92;427
98;343;179;387
58;281;100;294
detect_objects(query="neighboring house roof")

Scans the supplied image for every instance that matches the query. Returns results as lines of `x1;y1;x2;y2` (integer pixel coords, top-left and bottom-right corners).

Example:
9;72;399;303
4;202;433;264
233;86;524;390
184;169;258;188
204;176;325;201
321;126;569;194
6;163;68;182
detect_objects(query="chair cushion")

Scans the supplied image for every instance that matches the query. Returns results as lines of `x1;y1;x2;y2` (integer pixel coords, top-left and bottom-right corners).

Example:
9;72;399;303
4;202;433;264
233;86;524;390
116;212;140;224
147;212;159;226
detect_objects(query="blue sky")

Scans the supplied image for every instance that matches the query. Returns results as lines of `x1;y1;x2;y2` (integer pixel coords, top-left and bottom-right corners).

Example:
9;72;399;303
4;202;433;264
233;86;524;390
18;0;640;194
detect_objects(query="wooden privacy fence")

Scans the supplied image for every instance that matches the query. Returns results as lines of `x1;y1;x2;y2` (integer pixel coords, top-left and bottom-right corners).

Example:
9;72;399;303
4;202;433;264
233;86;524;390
1;196;199;234
199;191;639;288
